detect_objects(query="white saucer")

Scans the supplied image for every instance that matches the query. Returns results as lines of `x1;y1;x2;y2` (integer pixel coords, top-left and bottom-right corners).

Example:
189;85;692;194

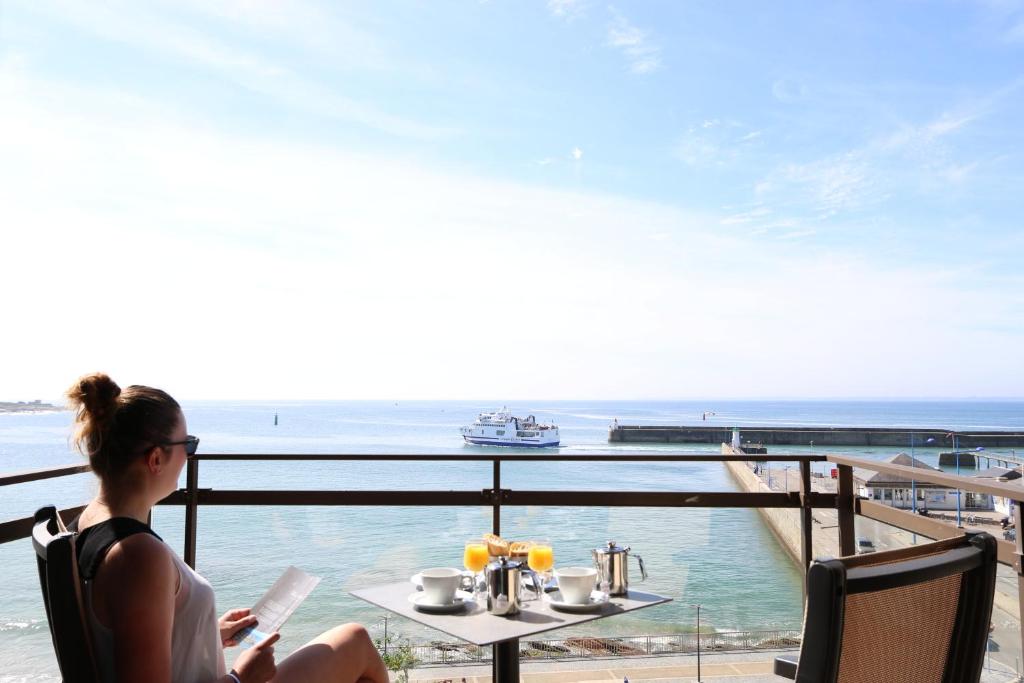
408;590;474;613
544;590;606;613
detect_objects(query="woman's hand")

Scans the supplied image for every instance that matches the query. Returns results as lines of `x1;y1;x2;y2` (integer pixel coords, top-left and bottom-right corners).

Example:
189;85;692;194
219;608;258;647
231;632;279;683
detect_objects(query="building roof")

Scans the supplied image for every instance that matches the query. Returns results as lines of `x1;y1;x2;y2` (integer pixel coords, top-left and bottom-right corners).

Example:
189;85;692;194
973;467;1023;481
853;452;946;488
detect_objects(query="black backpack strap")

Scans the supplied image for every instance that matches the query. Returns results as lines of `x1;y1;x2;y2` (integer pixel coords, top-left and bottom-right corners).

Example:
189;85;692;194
77;518;163;581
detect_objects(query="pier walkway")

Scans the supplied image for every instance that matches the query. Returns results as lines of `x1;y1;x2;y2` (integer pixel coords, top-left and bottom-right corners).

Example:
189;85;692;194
405;649;1023;682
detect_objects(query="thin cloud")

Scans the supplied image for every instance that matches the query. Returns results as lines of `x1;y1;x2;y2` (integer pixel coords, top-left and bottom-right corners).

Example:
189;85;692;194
548;0;587;20
606;10;662;74
939;161;980;184
26;1;451;141
1004;17;1024;42
771;78;808;103
752;83;1017;223
776;229;817;240
674;121;761;167
720;207;771;225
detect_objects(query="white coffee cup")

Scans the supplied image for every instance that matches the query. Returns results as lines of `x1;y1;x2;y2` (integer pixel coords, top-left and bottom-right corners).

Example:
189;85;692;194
555;566;597;605
420;568;462;605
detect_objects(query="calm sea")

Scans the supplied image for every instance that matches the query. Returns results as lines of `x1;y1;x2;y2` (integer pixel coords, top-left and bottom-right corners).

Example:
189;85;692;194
2;400;1022;679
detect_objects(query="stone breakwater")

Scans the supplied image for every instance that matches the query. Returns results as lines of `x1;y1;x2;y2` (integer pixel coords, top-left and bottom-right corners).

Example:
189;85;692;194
720;447;841;564
0;401;62;413
609;425;1024;448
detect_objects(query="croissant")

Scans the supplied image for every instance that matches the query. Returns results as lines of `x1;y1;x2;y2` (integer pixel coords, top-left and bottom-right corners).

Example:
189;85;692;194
484;533;510;557
509;541;531;558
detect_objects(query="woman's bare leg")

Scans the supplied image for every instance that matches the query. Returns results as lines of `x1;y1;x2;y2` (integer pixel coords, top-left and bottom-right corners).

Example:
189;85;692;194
273;623;390;683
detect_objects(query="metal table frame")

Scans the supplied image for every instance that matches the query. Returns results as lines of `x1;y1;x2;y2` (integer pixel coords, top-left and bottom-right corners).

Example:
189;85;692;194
352;582;671;683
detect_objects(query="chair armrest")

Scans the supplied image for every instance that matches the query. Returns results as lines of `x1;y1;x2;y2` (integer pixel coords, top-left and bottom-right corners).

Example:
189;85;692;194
774;653;798;679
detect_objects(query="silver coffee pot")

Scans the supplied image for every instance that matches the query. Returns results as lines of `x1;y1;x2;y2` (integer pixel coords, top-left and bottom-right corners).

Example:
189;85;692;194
592;541;647;596
485;556;523;615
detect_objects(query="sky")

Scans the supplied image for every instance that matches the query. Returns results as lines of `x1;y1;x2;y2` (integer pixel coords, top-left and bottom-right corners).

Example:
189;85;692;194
1;0;1022;400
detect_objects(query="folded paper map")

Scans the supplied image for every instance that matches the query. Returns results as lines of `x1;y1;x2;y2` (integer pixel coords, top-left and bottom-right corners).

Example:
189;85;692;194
237;566;322;648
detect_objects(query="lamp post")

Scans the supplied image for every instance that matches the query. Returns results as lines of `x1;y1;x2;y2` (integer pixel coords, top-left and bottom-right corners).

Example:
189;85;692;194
946;432;964;526
948;432;988;527
690;603;703;682
910;434;936;511
910;435;935;543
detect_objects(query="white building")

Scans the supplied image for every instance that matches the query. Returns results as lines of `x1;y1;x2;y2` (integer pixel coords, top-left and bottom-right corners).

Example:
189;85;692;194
853;453;994;512
972;466;1023;517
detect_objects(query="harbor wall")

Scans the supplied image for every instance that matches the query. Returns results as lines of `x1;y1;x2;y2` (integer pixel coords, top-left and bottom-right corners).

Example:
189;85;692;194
610;426;1024;448
720;445;840;565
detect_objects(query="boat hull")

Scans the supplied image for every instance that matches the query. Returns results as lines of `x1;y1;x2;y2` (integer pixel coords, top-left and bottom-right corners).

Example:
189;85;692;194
463;436;560;448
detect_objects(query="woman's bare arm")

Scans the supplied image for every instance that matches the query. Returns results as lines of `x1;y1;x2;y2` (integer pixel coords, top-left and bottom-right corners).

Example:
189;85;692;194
97;533;177;683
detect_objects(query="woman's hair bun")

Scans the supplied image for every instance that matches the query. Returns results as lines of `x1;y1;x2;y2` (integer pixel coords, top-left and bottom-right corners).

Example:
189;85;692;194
67;372;122;423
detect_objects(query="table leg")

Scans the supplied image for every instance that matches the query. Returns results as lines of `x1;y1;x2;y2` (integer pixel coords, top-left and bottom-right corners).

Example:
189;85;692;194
493;639;519;683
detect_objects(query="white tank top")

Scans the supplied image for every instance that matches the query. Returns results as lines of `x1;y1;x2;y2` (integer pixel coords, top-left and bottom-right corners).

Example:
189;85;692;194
85;545;226;683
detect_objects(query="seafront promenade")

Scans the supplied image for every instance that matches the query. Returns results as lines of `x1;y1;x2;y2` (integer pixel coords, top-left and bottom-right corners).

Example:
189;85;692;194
406;651;782;683
401;649;1024;682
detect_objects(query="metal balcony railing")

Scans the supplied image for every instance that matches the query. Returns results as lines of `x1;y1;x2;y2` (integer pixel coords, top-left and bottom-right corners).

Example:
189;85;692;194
3;450;1024;669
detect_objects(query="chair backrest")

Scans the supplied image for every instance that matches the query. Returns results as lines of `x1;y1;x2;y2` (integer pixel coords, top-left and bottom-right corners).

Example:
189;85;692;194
793;532;997;683
32;505;99;683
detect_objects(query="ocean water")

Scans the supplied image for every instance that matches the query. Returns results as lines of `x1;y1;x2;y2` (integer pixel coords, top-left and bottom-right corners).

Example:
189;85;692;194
1;399;1022;679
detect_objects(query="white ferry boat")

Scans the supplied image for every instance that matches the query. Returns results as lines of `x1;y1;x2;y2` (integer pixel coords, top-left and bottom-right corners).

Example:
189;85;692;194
460;408;560;447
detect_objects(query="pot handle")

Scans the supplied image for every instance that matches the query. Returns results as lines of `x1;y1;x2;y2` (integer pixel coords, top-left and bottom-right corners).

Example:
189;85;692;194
634;553;648;581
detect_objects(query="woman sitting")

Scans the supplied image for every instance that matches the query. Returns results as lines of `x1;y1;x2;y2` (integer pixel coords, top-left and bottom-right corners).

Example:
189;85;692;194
67;372;389;683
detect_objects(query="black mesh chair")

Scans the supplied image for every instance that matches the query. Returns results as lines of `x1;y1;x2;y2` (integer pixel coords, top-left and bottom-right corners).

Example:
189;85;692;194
33;505;99;683
775;532;997;683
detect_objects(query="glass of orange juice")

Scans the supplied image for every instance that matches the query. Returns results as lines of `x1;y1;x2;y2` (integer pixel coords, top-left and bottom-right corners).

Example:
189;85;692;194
527;539;554;598
464;539;489;596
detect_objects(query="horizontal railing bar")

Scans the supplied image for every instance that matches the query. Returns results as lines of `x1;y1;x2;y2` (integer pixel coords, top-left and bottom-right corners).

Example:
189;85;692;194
187;453;828;462
858;499;1018;567
0;454;831;487
504;491;837;508
161;490;491;506
828;454;1024;500
0;504;87;545
0;464;91;486
155;489;837;509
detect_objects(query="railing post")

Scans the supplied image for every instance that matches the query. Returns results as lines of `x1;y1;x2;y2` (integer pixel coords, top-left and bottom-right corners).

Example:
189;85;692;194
837;464;856;557
492;459;501;535
1014;498;1024;672
183;456;199;569
799;460;813;588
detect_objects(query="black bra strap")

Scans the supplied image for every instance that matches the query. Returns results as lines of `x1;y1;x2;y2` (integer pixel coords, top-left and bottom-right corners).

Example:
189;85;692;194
77;518;163;581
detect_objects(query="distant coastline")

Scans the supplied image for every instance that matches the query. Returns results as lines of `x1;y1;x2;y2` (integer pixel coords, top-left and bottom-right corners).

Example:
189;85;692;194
0;400;64;414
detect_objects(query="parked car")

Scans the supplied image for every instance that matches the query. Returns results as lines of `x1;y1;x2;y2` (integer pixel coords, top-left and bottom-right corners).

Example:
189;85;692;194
856;537;877;554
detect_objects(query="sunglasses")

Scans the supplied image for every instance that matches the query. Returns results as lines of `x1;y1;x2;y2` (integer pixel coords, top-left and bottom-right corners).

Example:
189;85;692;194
163;435;200;456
